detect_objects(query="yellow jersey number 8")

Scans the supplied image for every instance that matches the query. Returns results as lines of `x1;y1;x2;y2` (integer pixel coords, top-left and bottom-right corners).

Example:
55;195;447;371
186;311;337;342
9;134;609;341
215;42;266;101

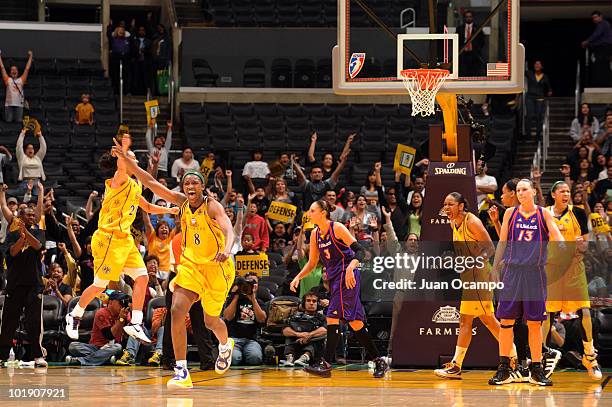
194;233;201;245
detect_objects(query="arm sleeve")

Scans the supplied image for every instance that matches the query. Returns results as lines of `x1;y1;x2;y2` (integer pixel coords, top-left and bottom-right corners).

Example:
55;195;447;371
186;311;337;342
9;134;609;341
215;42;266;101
145;127;154;152
165;127;172;149
36;135;47;159
573;207;590;235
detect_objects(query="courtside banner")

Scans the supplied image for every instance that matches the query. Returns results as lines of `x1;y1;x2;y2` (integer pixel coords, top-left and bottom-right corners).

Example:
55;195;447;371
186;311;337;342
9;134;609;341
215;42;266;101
235;253;270;277
393;144;416;177
267;201;297;223
589;213;610;234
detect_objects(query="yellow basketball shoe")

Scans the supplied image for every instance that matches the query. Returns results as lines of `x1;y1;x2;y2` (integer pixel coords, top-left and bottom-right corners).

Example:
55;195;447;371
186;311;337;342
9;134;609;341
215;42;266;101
167;365;193;390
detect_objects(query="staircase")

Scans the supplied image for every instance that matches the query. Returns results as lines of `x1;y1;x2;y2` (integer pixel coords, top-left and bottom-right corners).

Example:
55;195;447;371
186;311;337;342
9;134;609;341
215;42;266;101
512;97;575;191
174;0;210;27
121;96;180;152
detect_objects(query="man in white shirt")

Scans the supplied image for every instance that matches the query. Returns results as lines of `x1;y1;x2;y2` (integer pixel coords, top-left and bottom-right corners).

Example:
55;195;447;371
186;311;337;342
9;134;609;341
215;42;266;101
242;150;270;188
475;159;497;206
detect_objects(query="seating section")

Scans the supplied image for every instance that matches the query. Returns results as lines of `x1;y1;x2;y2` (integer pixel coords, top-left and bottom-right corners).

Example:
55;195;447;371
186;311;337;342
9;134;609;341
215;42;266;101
204;0;419;27
181;101;517;192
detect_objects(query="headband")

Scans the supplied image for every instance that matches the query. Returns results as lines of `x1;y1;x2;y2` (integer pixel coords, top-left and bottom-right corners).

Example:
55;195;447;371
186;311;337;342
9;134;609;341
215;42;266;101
550;180;566;194
181;170;206;185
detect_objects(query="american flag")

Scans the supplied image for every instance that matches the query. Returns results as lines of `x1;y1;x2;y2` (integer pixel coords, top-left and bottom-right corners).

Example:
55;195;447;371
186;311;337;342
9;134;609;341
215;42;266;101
487;62;509;76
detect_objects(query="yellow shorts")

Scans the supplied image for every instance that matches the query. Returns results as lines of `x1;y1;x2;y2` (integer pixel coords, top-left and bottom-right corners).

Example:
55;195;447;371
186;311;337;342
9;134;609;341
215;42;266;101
92;230;146;283
170;259;235;317
460;300;495;316
546;262;590;313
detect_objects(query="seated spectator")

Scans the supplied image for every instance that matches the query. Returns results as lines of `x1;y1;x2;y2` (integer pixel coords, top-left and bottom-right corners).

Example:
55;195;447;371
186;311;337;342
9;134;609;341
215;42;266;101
596;113;612;156
243;150;270;188
223;272;267;366
16;129;46;195
114;305;167;367
586;259;607;298
270;223;291;254
346;195;379;240
170;147;199;181
65;292;129;366
571;103;600;142
0;50;32;123
145;255;164;298
42;262;73;308
236;233;258;256
244;201;269;252
324;190;345;222
281;290;327;367
74;94;94;126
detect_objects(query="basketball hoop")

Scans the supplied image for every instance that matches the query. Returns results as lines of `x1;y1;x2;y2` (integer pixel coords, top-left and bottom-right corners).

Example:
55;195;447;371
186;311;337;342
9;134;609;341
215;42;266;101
400;68;449;117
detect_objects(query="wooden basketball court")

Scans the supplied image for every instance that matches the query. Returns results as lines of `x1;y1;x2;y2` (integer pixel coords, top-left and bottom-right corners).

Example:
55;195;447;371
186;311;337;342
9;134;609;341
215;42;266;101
0;365;608;406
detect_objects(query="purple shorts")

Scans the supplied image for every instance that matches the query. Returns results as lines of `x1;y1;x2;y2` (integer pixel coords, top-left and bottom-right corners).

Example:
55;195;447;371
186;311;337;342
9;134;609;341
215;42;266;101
496;264;547;321
327;269;365;322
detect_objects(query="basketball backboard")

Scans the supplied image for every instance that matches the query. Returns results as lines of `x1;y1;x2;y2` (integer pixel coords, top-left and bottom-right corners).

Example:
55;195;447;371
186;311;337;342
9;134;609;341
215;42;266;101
334;0;524;95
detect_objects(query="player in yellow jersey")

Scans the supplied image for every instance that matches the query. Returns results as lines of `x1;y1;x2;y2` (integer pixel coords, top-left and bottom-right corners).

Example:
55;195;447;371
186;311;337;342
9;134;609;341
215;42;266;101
434;192;517;379
543;181;601;380
113;139;236;390
66;138;178;344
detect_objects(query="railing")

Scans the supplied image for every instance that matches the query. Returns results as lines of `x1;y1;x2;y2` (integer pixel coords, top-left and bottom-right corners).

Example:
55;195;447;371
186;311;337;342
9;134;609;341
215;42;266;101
119;60;124;123
400;8;416;30
575;59;581;118
532;100;550;173
169;60;175;124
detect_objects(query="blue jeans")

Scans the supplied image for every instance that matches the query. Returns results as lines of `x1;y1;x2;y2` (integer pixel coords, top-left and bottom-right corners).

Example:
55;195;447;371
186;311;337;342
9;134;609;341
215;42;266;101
231;338;262;366
68;342;122;366
4;106;23;123
126;326;163;359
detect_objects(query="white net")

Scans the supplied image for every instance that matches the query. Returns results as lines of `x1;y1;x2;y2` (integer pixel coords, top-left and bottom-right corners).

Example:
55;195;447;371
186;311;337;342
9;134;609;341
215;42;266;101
400;69;449;117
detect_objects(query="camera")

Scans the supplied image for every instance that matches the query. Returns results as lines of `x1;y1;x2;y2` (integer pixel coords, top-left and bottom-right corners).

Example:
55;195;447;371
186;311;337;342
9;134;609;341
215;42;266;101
119;297;131;309
235;277;256;296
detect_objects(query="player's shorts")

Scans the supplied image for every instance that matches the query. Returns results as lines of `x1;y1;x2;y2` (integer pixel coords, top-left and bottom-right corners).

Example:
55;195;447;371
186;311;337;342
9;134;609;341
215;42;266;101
92;229;146;284
327;269;365;322
460;300;495;316
459;266;495;316
546;261;590;313
496;264;547;321
170;258;235;317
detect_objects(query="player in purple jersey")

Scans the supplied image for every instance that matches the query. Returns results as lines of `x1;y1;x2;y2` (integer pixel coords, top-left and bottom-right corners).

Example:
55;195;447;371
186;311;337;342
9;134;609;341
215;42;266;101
290;200;389;378
489;179;563;387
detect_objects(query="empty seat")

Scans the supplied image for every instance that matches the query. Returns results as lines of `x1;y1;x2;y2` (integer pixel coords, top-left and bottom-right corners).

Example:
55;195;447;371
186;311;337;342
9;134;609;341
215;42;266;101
316;58;332;87
56;58;79;75
327;104;351;116
192;58;219;87
204;102;229;116
243;59;266;87
271;58;293;88
34;58;56;75
79;59;105;76
230;103;254;116
278;103;302;116
294;59;315;88
181;103;202;114
43;85;65;97
312;115;335;131
351;104;374;117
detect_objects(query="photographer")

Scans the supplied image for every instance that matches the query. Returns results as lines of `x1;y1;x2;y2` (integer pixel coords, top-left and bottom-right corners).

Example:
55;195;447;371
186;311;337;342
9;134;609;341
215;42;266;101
223;272;267;366
65;292;129;366
281;290;327;367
